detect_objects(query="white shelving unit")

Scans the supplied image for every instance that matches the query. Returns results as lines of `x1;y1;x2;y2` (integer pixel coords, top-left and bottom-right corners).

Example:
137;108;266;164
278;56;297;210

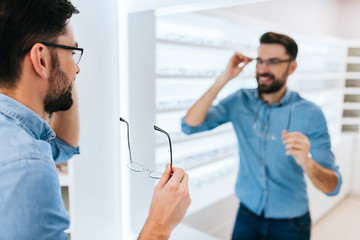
56;161;72;239
342;44;360;134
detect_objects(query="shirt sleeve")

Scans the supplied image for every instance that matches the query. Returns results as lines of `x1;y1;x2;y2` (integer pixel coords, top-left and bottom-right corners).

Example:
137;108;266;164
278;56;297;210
50;137;80;163
181;95;233;135
0;158;70;240
307;106;342;196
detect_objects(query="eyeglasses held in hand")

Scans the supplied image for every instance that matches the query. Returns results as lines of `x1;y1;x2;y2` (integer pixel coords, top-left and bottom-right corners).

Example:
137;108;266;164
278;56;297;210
253;102;295;141
120;117;173;179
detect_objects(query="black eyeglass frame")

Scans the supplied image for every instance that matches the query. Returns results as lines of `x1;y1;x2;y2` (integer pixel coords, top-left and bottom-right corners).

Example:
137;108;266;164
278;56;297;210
253;102;295;141
21;42;84;64
120;117;173;179
255;57;294;67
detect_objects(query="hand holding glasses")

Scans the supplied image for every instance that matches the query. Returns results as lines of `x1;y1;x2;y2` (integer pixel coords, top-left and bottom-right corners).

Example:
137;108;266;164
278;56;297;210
120;117;172;179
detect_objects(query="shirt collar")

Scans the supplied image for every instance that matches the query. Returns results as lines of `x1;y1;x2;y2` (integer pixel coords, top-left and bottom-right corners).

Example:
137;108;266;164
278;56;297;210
0;93;55;141
254;88;292;106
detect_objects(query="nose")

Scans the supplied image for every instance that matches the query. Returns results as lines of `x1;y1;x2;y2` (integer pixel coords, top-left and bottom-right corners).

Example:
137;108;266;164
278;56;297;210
256;62;270;73
76;64;80;74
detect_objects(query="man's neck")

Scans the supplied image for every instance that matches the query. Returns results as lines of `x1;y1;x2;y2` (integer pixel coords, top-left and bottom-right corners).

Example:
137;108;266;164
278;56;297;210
0;87;47;120
260;86;287;104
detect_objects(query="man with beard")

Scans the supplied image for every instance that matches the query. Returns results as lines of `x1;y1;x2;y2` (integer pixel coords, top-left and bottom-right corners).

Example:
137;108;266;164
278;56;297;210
182;32;341;240
0;0;190;239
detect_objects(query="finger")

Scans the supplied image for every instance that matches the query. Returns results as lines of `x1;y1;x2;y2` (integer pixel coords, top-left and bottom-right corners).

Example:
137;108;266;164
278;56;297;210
285;149;303;156
285;142;303;150
283;136;309;146
168;167;185;184
283;131;305;139
156;163;171;188
179;172;189;185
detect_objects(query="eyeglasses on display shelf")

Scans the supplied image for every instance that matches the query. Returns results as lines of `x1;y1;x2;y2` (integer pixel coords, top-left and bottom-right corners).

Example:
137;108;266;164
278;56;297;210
253;102;296;141
189;158;238;188
163;144;238;170
156;67;223;78
120;117;173;179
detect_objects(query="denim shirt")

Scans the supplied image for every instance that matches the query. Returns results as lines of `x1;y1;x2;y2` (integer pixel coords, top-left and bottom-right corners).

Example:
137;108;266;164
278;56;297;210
182;88;342;219
0;94;79;239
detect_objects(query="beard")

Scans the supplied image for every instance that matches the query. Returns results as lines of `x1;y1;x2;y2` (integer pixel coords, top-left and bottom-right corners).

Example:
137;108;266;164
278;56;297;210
256;68;289;94
44;51;73;114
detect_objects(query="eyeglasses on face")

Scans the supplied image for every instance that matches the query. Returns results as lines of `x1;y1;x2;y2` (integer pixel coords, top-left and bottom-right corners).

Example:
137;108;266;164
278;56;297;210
21;42;84;65
256;57;294;67
120;117;173;179
41;42;84;65
253;102;296;141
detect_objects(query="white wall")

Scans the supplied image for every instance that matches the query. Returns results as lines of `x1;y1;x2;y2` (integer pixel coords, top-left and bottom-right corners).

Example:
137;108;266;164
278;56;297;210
339;0;360;40
70;0;122;239
351;138;360;195
203;0;341;37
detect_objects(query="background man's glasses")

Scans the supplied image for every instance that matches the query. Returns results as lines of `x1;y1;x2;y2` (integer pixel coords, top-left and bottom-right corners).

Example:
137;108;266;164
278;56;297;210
256;57;294;67
120;117;173;179
253;103;295;141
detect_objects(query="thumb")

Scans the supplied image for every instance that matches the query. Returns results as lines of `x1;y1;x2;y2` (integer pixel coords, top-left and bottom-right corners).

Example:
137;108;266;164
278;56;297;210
282;130;288;138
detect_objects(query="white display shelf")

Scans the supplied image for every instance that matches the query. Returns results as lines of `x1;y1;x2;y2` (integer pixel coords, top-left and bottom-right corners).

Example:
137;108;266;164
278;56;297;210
347;56;360;64
156;125;233;146
173;148;238;171
156;38;244;51
291;73;344;81
58;172;70;187
186;157;238;215
346;73;360;78
344;88;360;94
342;117;360;125
155;72;254;79
343;102;360;110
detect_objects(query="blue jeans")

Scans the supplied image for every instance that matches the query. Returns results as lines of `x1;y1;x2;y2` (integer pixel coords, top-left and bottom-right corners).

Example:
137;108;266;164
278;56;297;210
232;203;311;240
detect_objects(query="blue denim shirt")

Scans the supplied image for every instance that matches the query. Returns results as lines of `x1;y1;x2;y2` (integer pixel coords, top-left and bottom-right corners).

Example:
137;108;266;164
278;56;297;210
0;94;79;239
182;88;342;219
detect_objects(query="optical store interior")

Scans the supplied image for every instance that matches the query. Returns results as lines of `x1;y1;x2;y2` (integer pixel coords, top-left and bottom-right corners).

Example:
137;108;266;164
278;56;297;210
61;0;360;239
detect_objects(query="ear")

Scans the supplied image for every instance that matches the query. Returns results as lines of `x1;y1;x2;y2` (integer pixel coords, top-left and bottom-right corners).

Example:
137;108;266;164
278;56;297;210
288;60;297;75
29;43;50;79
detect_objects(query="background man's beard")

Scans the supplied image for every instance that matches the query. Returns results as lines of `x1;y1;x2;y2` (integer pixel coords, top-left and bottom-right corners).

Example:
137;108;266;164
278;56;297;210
256;72;287;94
44;51;74;114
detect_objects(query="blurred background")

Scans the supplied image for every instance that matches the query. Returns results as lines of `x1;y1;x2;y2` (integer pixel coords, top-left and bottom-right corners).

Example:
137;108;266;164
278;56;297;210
56;0;360;239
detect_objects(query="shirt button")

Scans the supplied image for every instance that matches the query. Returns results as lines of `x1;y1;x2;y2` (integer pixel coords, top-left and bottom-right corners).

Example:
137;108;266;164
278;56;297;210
260;159;265;163
264;190;268;195
264;124;268;129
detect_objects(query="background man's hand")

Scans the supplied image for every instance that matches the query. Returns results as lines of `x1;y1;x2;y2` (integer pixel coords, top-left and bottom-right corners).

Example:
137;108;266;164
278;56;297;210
282;130;311;169
219;52;253;84
138;164;191;240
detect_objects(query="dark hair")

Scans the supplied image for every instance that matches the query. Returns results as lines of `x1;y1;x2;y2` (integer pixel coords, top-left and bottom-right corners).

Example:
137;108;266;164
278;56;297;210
260;32;298;60
0;0;79;89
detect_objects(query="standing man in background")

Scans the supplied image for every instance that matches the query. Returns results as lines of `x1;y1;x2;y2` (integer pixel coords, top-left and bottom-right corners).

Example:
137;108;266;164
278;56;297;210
182;32;341;240
0;0;190;239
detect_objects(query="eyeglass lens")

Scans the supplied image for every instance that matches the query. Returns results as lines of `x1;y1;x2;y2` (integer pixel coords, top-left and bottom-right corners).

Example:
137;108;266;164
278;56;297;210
253;103;295;141
72;50;82;64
